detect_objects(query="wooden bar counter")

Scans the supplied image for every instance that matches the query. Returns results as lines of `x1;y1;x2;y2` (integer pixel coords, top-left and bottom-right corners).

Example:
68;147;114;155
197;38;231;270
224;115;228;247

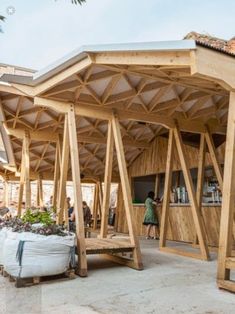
119;203;222;247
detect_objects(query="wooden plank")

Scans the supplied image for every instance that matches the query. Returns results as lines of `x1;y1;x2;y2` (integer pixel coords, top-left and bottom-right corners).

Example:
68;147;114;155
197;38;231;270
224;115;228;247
205;127;223;189
67;104;87;277
217;280;235;293
24;130;31;209
100;254;140;270
100;121;114;238
217;92;235;281
160;246;208;260
57;116;70;224
111;114;143;270
160;129;174;247
173;126;210;260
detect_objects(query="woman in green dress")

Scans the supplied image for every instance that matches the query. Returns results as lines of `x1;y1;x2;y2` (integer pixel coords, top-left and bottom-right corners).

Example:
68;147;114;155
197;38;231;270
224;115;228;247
143;191;159;239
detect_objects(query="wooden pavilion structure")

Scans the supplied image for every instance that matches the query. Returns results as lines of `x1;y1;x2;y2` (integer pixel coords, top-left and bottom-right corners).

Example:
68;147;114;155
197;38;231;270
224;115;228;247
0;32;235;291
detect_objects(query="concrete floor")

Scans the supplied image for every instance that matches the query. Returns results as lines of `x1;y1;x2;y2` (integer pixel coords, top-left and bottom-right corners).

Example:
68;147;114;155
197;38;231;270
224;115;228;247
0;239;235;314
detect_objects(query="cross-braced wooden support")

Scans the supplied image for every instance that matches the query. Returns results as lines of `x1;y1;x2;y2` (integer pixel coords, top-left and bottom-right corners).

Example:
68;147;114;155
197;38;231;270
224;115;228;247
98;114;143;270
93;182;102;230
100;121;114;238
217;92;235;293
110;114;143;270
67;104;87;277
192;129;223;246
160;126;210;260
57;116;70;224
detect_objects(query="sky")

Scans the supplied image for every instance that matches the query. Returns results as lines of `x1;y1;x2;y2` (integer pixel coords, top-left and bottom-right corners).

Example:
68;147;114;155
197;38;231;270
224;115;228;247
0;0;234;70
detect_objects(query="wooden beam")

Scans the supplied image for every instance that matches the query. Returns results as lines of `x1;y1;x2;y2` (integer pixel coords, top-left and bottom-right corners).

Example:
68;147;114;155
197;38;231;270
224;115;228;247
34;97;225;134
193;133;206;245
94;50;192;66
173;126;209;260
92;183;99;230
6;127;58;142
98;180;103;220
100;121;114;238
3;180;9;207
159;129;174;247
217;92;235;283
24;130;31;209
34;56;92;95
17;142;25;216
205;127;223;190
57;115;70;224
111;114;143;270
67;103;87;277
38;176;44;207
154;174;160;199
191;47;235;90
52;141;60;209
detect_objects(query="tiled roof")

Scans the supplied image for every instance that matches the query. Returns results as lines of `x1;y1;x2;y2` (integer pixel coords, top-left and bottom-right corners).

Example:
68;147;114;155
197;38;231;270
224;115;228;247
184;31;235;57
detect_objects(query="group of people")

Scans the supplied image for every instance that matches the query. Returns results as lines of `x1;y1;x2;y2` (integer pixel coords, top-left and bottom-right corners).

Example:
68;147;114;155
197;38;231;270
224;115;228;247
67;197;92;227
1;190;160;240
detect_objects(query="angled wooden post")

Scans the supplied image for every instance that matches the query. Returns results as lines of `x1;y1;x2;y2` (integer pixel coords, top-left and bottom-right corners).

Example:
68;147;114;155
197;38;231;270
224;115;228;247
173;126;209;260
100;121;114;238
67;104;87;277
24;130;31;209
205;127;223;189
98;180;103;219
160;129;174;248
3;180;9;208
193;133;206;245
36;176;43;207
217;92;235;291
57;116;70;224
92;183;99;230
111;114;143;270
17;143;25;216
52;140;60;210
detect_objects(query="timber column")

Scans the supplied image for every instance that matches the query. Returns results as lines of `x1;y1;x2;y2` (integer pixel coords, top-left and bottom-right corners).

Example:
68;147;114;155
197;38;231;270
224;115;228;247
217;92;235;288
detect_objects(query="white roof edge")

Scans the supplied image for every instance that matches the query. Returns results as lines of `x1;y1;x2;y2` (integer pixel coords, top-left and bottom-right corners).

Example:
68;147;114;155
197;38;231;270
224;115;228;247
33;39;196;84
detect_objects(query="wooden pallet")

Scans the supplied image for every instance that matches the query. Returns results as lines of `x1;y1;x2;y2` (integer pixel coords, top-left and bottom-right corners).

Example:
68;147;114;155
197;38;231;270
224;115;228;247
85;237;135;255
2;268;76;288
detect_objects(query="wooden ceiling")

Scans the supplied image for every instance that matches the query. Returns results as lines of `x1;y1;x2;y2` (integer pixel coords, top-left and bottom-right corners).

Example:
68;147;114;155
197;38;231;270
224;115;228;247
0;59;230;181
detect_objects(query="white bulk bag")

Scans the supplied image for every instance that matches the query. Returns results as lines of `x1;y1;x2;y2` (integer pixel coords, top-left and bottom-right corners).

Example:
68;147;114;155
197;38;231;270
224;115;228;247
3;231;76;278
0;228;9;265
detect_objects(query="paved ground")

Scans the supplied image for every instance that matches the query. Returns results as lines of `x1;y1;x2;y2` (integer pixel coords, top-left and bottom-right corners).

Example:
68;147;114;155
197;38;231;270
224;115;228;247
0;239;235;314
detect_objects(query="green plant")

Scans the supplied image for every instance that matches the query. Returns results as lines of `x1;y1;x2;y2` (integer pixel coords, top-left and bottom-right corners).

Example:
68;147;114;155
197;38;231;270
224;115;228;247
22;210;54;226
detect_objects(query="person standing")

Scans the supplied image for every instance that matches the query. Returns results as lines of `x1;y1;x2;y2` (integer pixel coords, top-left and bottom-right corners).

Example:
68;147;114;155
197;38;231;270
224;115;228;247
143;191;159;239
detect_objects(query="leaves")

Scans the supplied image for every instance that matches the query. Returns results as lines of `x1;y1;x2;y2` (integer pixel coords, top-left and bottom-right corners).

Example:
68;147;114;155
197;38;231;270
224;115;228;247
0;15;5;33
71;0;86;4
22;209;54;226
0;211;71;237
